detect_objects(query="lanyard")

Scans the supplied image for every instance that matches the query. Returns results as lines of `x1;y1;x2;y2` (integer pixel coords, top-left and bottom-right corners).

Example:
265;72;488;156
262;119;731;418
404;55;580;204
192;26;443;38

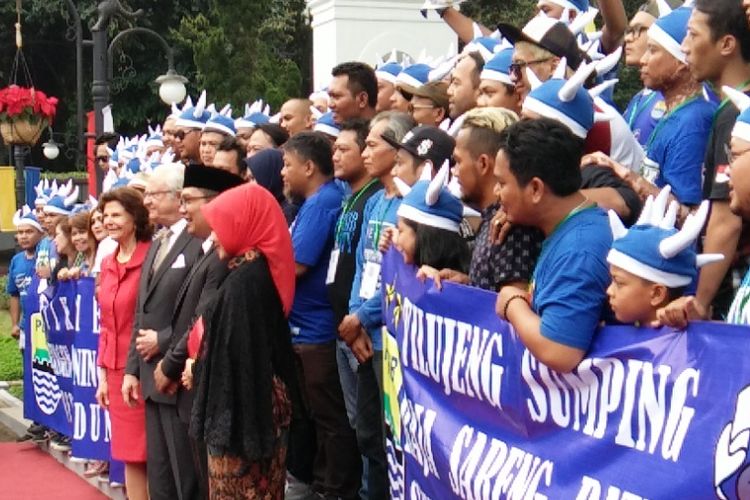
713;78;750;128
645;94;701;153
372;196;396;251
627;91;658;129
334;179;378;242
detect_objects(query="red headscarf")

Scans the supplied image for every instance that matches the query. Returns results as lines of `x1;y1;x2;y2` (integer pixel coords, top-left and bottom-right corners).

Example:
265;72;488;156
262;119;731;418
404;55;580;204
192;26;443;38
201;183;295;316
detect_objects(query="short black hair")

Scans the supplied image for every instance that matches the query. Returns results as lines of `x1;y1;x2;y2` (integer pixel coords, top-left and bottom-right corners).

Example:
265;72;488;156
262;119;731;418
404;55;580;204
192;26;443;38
339;118;370;152
499;118;583;197
464;126;504;161
217;136;248;176
402;218;471;272
463;52;485;88
95;133;118;147
694;0;750;62
283;131;335;176
332;62;378;109
255;123;289;148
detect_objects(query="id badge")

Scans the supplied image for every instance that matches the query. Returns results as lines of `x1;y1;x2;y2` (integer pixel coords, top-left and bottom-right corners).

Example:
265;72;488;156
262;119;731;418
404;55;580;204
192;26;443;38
359;261;381;299
326;249;340;285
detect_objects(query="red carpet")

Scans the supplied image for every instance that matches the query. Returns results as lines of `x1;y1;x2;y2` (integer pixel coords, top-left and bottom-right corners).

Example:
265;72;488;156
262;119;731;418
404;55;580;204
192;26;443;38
0;443;107;499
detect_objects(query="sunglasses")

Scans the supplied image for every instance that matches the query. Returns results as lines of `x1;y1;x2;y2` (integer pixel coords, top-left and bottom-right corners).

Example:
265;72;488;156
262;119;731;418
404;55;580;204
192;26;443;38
509;57;553;78
408;103;436;113
174;129;196;141
96;156;110;163
625;25;649;39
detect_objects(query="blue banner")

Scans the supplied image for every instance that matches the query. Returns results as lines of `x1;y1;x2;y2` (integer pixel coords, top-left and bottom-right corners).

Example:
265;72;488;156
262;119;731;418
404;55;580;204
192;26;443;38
22;277;112;461
69;278;111;460
381;249;750;499
23;276;71;435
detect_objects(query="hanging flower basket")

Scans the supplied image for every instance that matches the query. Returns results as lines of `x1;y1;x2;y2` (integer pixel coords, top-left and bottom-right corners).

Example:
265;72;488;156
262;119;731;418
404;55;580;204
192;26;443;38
0;85;58;146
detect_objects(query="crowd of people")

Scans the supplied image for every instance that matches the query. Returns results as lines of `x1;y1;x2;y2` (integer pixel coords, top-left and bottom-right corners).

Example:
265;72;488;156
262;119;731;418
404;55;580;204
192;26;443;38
6;0;750;498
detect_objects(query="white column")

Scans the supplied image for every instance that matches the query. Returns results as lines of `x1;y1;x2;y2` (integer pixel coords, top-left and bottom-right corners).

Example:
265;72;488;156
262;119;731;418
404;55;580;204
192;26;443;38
306;0;457;90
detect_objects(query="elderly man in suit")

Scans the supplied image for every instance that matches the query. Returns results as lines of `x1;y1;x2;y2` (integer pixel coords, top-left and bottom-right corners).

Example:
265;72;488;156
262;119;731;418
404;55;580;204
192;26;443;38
152;164;245;499
122;163;203;500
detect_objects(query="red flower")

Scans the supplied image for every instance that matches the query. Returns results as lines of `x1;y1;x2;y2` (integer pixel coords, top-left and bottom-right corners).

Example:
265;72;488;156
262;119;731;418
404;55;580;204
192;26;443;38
0;85;58;122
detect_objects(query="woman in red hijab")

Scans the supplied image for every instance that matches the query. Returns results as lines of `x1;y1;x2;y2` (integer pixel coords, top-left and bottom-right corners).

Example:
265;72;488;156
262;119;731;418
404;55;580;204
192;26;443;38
190;183;302;499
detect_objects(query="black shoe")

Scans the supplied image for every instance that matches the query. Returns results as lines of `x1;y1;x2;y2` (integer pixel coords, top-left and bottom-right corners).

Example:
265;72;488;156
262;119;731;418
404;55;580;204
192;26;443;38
16;423;47;442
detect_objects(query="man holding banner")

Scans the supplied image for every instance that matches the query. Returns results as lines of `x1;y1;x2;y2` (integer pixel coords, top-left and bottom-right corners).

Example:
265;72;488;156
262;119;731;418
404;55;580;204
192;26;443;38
494;118;612;373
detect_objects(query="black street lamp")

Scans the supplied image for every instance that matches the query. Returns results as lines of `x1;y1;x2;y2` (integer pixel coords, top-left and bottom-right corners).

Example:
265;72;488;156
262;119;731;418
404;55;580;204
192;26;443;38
90;0;187;192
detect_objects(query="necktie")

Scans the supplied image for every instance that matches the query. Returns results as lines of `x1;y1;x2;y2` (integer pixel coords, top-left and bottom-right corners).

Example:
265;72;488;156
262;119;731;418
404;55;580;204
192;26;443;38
152;228;173;273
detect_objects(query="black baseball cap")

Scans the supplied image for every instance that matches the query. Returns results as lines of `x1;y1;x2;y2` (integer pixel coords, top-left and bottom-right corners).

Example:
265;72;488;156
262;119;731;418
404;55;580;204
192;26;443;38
497;16;584;71
382;125;455;168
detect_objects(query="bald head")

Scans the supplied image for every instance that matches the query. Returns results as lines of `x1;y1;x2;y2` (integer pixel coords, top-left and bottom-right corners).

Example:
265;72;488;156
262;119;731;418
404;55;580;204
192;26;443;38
280;98;314;137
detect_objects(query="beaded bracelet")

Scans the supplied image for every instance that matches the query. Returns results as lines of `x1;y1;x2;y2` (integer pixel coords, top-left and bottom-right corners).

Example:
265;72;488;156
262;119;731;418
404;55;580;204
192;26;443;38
503;294;529;321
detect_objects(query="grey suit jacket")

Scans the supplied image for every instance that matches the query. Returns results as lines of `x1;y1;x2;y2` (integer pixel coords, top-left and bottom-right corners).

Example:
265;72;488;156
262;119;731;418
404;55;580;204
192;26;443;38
125;227;203;404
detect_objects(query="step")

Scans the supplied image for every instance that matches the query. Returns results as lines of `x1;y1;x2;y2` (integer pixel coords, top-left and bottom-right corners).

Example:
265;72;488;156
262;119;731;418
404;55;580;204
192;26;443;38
0;388;126;500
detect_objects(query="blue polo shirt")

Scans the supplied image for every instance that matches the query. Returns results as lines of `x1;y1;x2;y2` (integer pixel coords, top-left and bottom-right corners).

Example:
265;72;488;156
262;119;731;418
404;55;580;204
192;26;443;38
531;206;612;351
641;96;716;205
289;180;344;344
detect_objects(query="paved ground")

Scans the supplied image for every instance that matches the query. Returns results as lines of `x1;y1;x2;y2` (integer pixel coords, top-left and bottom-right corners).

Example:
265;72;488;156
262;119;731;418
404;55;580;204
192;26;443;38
0;420;18;442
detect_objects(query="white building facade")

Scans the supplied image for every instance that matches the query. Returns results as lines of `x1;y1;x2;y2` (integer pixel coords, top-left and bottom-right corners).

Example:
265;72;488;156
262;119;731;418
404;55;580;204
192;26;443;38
306;0;458;90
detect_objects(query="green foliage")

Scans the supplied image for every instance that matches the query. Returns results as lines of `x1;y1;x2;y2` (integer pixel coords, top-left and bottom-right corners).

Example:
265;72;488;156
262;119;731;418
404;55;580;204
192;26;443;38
0;275;8;310
0;310;23;382
173;0;311;112
42;171;89;181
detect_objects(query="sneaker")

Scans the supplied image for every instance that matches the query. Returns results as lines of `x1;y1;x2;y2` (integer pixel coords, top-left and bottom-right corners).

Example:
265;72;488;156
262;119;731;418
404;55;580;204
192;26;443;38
16;423;46;443
110;481;124;488
49;435;72;452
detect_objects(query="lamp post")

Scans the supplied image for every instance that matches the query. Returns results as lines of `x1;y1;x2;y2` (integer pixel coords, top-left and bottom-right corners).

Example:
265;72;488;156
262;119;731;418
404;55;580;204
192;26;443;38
90;0;187;192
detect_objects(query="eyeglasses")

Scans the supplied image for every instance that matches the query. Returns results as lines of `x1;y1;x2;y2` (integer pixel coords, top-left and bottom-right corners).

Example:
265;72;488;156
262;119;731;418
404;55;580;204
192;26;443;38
408;104;436;113
625;24;649;39
96;156;110;163
509;57;553;78
179;195;214;206
143;189;174;199
174;129;196;141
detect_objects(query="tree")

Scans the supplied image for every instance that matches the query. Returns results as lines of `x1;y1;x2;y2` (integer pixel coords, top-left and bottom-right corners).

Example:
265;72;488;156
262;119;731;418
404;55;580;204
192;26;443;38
172;0;311;113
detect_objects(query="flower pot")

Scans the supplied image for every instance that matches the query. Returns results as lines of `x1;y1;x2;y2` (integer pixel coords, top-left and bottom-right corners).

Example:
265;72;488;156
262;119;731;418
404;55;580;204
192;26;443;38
0;117;46;146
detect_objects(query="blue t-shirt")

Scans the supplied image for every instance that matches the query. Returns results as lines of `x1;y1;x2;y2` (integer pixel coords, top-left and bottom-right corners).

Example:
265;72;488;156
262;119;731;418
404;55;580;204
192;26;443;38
349;189;401;351
640;96;716;206
289;180;344;344
35;236;57;272
7;250;37;334
623;89;665;147
530;206;612;351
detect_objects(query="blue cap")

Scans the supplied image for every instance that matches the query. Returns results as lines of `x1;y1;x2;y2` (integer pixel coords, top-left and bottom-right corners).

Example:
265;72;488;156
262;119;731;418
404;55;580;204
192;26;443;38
647;6;692;64
607;187;722;287
396;163;463;233
480;48;514;85
203;113;237;137
376;62;403;84
396;64;433;92
313;112;340;138
13;205;43;232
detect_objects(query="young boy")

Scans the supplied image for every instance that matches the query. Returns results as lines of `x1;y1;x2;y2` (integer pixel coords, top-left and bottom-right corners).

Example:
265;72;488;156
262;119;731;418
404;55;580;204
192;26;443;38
606;187;723;326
